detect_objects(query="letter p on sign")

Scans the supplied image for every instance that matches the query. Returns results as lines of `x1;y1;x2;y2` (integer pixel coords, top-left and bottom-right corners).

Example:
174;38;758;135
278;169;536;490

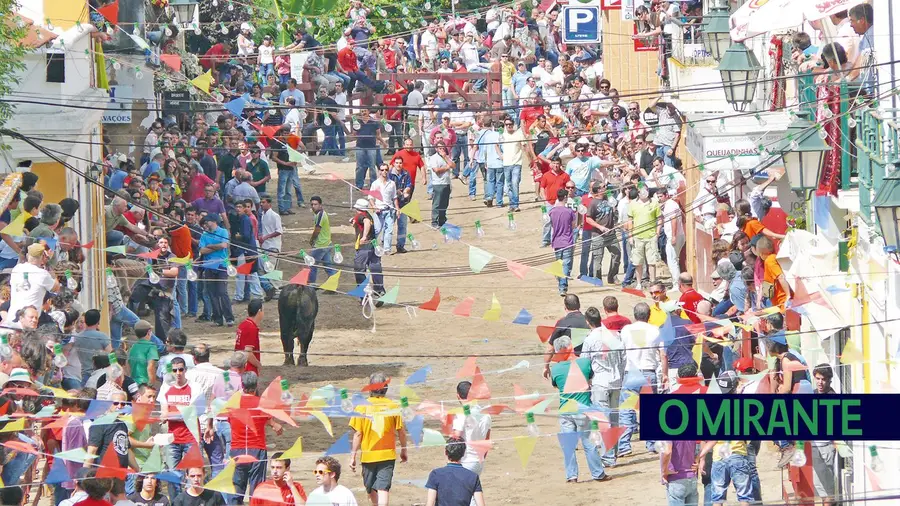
562;6;601;44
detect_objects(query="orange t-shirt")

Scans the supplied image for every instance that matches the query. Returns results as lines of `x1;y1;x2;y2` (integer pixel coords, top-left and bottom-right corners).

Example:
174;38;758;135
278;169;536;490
763;254;788;309
743;218;766;240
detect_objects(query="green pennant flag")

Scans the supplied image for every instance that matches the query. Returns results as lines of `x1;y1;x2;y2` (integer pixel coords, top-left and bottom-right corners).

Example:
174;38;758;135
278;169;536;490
288;146;304;163
262;270;283;281
140;445;164;473
54;448;97;463
104;245;127;254
177;405;201;444
422;428;446;447
378;282;400;304
92;412;119;426
468;246;493;274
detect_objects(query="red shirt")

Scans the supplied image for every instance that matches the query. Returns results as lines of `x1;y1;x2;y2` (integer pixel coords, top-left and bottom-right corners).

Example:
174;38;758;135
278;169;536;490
602;315;632;332
519;106;542;132
249;480;307;506
382;48;397;69
229;394;270;451
201;43;229;70
235;318;261;374
337;47;359;73
390;150;425;185
163;383;195;444
186;173;215;203
383;93;403;121
540;170;570;204
679;289;706;324
580;195;594;232
452;65;468;92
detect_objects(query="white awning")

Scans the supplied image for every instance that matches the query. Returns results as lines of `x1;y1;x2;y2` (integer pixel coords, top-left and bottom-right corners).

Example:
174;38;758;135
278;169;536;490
729;0;867;42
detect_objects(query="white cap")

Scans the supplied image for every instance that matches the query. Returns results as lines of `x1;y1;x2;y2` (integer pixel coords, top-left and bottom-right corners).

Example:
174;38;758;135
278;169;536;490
353;198;370;211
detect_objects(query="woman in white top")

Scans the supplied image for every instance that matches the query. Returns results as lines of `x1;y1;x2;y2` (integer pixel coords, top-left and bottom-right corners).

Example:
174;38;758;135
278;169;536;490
236;23;255;57
369;163;399;253
257;36;276;82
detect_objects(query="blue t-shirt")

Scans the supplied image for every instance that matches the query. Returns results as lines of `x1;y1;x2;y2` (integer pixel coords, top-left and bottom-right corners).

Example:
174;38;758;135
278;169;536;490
142;160;161;180
108;169;128;191
434;98;453;121
199;226;230;270
728;275;747;312
479;130;503;169
565;156;600;193
425;463;482;506
356;120;380;149
280;88;306;107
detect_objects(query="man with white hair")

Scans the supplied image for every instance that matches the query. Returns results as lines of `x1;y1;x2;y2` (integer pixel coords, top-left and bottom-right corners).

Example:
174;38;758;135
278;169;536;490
8;243;59;321
105;196;150;248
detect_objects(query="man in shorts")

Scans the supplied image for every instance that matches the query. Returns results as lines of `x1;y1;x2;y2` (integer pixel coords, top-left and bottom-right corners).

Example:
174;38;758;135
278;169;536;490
626;186;660;288
349;372;408;505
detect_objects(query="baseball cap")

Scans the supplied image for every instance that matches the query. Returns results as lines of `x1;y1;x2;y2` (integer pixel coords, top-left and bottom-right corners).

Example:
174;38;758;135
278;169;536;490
716;371;739;393
134;320;153;333
27;243;46;258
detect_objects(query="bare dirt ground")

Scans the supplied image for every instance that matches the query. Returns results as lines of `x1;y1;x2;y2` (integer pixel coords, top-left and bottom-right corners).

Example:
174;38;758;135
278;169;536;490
185;158;786;505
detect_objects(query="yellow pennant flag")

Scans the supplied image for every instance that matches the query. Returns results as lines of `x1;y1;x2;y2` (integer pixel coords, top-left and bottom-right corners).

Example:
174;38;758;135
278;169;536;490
0;211;31;237
204;460;236;495
482;294;501;321
559;399;579;413
547;260;566;278
46;386;74;399
398;385;420;406
224;390;242;411
280;436;303;460
190;70;213;93
318;271;341;291
840;339;863;365
309;410;334;437
513;435;538;470
399;200;422;222
619;392;639;411
0;418;25;433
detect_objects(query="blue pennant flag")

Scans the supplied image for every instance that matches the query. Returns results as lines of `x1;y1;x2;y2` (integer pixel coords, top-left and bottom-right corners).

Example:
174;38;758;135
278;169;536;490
512;309;533;325
443;223;462;241
579;276;604;286
85;400;113;419
325;432;352;456
658;315;675;347
405;366;432;385
407;415;424;447
156;471;182;484
348;277;370;298
225;97;246;117
44;455;70;485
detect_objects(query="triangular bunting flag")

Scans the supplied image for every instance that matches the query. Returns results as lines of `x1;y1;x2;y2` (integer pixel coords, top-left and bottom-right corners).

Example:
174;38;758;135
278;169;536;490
204;460;237;494
422;428;446;447
840;339;863;364
405;366;431;385
419;288;441;311
141;445;164;473
97;0;119;25
0;418;25;432
54;448;96;463
469;367;491;400
159;53;182;72
236;261;254;275
399;200;422;222
536;325;555;343
347;278;369;298
407;415;424;446
104;245;127;254
378;282;400;304
96;444;128;480
512;309;533;325
280;436;304;460
325;432;352;455
619;392;639;410
175;444;204;470
513;436;537;470
44;455;70;485
190;70;213;94
547;260;566;278
600;426;627;454
468;440;492;461
224;97;245;117
309;411;334;437
452;297;476;317
468;246;493;274
482;294;501;321
289;268;311;286
361;189;383;201
457;357;478;378
579;276;604;286
506;260;529;279
0;212;30;236
80;240;95;249
177;404;201;444
288;147;304;163
563;362;589;394
261;270;283;281
318;271;341;291
132;402;154;431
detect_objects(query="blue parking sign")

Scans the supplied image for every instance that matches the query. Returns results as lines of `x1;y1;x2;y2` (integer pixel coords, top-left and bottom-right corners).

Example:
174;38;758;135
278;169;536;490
562;6;601;44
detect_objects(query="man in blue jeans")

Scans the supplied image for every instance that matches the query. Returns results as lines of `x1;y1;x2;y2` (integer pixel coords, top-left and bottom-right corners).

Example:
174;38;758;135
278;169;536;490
696;440;756;506
355;110;385;189
548;189;577;296
272;139;304;215
618;302;661;455
198;216;234;326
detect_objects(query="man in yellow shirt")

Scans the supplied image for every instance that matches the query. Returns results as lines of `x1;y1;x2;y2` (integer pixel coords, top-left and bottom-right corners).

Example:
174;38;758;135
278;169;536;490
648;282;670;327
349;372;408;506
626;188;660;288
500;54;516;111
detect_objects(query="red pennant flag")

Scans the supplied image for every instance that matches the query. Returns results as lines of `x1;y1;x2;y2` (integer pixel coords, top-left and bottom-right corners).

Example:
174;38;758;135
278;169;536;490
419;288;441;311
132;402;154;431
289;269;310;286
600;426;627;453
585;410;610;427
261;126;280;139
325;173;342;181
456;356;478;378
97;0;119;25
451;297;475;317
236;260;255;275
80;240;95;249
44;415;71;432
361;189;383;201
550;346;574;363
480;404;510;415
229;409;259;434
513;384;541;413
866;465;883;491
621;287;647;298
468;440;493;461
506;260;529;280
259;377;284;410
468;367;491;400
96;444;128;480
563;362;589;394
234;454;260;464
159;54;182;72
175;444;204;470
536;325;555;343
2;441;38;455
685;323;707;336
441;413;455;436
362;379;391;392
137;249;161;259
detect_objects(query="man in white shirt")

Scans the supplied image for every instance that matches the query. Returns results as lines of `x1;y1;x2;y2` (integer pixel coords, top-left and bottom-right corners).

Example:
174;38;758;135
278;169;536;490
580;307;626;466
186;343;228;474
308;456;358;505
369;164;399;252
448;99;476;176
7;243;60;321
619;302;662;454
452;381;492;477
501;120;530;212
258;196;283;299
658;189;684;282
420;25;438;69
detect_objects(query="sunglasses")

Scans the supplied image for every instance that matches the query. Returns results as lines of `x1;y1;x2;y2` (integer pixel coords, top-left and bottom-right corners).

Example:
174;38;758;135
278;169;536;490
313;470;332;475
172;368;186;372
566;185;576;189
650;290;664;295
112;401;127;407
504;122;514;126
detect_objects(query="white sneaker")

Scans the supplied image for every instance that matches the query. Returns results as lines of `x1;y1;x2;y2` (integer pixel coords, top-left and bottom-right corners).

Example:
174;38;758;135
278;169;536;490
341;157;350;162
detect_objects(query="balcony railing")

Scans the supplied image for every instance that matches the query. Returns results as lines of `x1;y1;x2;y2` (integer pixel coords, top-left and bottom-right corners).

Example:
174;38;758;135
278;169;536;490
669;19;717;67
856;108;900;223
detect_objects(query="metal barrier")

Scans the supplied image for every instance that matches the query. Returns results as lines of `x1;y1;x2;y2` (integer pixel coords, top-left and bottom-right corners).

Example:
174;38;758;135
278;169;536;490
669;19;716;67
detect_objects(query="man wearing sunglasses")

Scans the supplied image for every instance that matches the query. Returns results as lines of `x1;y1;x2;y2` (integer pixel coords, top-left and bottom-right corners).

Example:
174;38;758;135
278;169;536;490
158;356;199;496
308;456;357;505
85;392;135;472
565;143;600;197
250;452;306;506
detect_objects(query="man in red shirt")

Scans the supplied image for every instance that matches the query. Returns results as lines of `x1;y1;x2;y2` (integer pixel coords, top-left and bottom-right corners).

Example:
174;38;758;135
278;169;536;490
230;372;284;502
390;138;425;192
538;156;570;247
201;40;232;73
600;296;632;331
157;357;198;497
382;83;404;155
336;39;382;95
519;96;543;132
248;453;307;506
235;299;264;371
677;273;706;324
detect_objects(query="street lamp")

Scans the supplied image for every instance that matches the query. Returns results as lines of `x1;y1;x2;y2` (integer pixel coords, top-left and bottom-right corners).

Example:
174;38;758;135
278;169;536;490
778;113;831;194
702;5;732;62
872;174;900;255
170;0;198;27
717;42;762;112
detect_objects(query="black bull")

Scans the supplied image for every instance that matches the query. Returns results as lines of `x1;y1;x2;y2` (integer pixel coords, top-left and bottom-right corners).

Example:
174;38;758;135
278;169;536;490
278;284;319;366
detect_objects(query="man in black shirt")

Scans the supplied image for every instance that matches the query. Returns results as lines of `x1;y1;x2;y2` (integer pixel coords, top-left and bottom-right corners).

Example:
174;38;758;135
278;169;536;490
172;467;225;506
85;392;134;469
315;87;341;156
542;294;590;378
584;182;621;284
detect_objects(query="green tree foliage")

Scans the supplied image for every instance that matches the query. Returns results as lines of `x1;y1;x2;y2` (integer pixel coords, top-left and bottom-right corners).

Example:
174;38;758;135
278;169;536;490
0;2;33;131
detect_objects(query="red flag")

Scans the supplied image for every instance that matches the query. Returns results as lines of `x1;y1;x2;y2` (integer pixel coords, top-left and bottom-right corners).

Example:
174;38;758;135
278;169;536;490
289;269;310;286
236;260;255;275
451;297;475;317
468;367;491;400
456;356;478;378
506;260;529;280
132;402;154;431
419;288;441;311
480;404;510;415
137;249;161;259
600;426;626;453
468;440;493;461
80;240;95;249
513;384;541;413
229;409;259;434
621;287;647;298
175;444;204;470
550;346;574;363
261;126;280;139
2;441;38;455
536;325;555;343
159;54;182;72
361;189;383;201
563;362;589;394
362;379;391;392
97;0;119;25
234;454;259;464
96;444;128;479
258;377;284;410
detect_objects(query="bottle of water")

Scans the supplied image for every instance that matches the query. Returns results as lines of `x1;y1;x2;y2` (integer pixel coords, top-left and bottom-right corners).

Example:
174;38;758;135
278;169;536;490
20;273;31;291
223;371;235;397
340;388;353;413
541;205;550;224
146;264;161;284
525;412;539;437
164;362;176;386
65;270;78;291
372;240;385;256
53;344;67;369
507;212;517;231
441;226;451;243
226;261;238;277
407;234;420;250
333;245;344;264
790;442;807;467
0;335;12;360
462;404;476;433
262;254;275;272
108;352;124;380
186;262;199;282
589;420;603;448
106;268;118;288
400;396;415;423
475;221;485;238
280;379;294;404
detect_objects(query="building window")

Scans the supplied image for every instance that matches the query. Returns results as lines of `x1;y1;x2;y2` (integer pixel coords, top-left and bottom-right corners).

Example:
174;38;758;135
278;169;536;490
47;52;65;83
